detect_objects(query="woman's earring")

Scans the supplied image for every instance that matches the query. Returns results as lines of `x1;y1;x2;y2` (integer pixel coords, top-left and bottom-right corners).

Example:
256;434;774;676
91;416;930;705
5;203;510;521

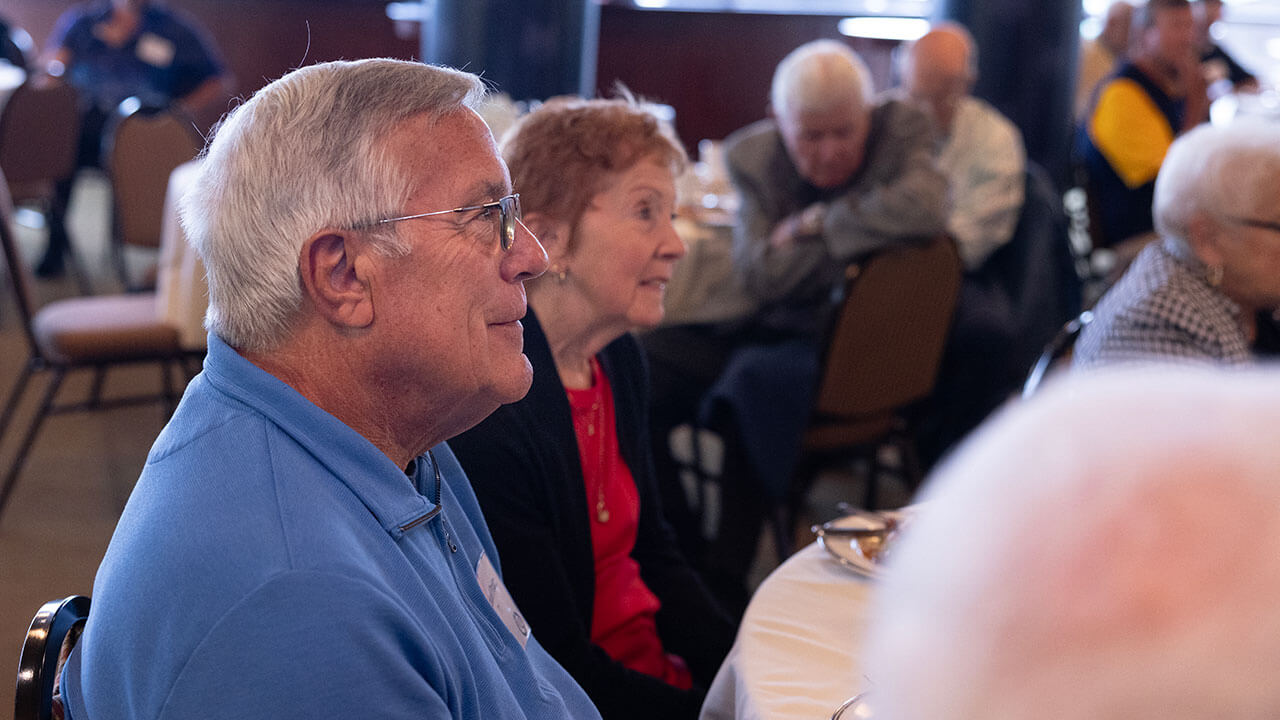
1207;264;1224;288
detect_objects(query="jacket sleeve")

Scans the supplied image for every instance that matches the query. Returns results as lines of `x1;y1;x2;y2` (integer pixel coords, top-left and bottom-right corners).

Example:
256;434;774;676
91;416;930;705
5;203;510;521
727;133;834;307
450;406;706;720
944;102;1027;271
728;104;948;307
821;101;949;258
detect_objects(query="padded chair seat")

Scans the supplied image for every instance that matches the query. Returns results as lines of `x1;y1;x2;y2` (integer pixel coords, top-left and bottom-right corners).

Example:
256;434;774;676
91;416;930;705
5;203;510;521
33;293;180;363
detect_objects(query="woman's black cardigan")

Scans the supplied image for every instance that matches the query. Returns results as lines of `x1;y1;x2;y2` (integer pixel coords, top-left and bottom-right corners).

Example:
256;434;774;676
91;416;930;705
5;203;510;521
449;310;734;720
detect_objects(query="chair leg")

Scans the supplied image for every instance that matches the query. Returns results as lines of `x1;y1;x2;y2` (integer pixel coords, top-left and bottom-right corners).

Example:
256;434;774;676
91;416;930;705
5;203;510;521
111;228;131;291
0;368;66;521
179;352;202;382
87;366;106;408
770;504;795;562
161;359;177;415
899;436;925;495
863;459;880;510
0;359;37;443
64;243;95;296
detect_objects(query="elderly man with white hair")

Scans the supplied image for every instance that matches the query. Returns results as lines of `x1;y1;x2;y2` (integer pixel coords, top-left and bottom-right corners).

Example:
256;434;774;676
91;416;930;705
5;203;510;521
900;23;1025;272
655;40;948;606
1075;118;1280;367
726;38;948;338
638;39;946;615
863;366;1280;719
58;59;602;720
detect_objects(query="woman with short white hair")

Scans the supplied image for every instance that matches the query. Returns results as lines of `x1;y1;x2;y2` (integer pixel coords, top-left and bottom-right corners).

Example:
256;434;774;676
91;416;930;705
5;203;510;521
1075;118;1280;366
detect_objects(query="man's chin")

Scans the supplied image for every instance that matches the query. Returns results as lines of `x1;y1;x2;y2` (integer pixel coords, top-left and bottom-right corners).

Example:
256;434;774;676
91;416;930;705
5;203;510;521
497;356;535;404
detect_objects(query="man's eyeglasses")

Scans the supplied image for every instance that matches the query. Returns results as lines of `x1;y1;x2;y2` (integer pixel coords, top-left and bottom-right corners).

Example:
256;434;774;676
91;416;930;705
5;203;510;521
374;193;521;251
1225;215;1280;235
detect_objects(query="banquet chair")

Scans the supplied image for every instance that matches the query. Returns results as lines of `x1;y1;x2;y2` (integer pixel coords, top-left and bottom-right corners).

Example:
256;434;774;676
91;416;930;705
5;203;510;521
15;595;90;720
0;78;89;292
773;235;962;557
0;171;187;522
1021;310;1093;399
106;102;203;290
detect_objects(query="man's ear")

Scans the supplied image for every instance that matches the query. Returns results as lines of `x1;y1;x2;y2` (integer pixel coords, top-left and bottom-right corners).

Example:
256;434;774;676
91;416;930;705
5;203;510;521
298;230;374;329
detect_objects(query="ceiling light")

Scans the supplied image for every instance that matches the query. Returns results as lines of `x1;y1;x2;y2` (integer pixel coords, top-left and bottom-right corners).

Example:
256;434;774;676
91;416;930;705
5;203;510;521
838;16;930;41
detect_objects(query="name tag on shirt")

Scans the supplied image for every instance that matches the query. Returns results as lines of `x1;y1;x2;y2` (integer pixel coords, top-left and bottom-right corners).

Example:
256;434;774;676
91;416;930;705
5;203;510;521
136;33;175;68
476;552;530;649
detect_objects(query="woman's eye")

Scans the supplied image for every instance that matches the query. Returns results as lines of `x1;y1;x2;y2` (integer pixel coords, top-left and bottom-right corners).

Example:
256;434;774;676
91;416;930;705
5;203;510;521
637;204;653;221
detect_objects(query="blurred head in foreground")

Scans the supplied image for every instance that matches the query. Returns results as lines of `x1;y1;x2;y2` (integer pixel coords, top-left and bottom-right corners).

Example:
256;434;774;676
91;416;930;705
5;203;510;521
864;366;1280;719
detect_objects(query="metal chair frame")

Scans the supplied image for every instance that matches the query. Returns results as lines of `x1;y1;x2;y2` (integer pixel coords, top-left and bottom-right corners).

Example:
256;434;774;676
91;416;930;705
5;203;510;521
1021;310;1093;399
105;102;204;291
0;174;196;521
0;78;91;293
15;595;91;720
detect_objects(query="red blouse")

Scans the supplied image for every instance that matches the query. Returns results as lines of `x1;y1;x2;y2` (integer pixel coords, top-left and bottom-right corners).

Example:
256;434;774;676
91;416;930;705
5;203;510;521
565;357;692;690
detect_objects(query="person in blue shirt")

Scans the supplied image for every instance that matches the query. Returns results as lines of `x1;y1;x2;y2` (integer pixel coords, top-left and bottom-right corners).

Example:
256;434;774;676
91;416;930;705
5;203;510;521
39;0;229;276
58;58;601;720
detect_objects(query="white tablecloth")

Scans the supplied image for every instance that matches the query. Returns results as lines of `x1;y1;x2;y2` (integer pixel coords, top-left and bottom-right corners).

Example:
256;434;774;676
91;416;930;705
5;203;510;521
700;542;876;720
155;159;208;350
662;217;758;327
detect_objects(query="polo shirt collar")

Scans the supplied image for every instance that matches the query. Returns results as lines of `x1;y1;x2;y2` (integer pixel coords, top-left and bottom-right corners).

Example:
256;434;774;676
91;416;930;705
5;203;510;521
200;333;438;538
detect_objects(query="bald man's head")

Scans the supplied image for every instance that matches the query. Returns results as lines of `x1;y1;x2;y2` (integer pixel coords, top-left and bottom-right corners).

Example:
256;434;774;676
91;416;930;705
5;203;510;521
902;23;976;136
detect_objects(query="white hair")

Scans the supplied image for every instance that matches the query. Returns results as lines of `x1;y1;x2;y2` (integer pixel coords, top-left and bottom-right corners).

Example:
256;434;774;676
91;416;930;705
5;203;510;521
864;365;1280;720
1153;118;1280;251
180;58;485;352
770;39;873;120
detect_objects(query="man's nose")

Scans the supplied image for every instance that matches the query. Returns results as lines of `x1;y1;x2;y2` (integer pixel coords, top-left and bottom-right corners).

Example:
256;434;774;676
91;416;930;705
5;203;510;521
501;217;548;283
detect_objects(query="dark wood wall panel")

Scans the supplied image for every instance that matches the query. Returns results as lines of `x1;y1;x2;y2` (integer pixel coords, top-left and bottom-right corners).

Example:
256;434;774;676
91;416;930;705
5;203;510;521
6;2;895;149
596;7;897;150
5;0;418;131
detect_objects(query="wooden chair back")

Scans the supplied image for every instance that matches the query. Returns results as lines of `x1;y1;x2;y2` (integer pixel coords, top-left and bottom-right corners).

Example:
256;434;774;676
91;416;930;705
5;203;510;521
813;235;963;425
0;80;80;200
108;106;203;251
0;168;42;357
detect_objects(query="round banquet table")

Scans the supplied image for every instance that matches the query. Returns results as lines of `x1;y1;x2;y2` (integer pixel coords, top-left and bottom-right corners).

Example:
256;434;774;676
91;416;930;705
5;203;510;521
155;159;208;350
699;541;876;720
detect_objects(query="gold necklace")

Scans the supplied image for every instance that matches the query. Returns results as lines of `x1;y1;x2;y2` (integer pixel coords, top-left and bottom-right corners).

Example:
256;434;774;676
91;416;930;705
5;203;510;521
586;359;610;524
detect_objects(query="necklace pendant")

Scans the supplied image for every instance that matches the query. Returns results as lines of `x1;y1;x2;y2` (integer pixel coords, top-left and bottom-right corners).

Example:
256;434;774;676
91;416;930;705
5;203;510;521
596;501;610;523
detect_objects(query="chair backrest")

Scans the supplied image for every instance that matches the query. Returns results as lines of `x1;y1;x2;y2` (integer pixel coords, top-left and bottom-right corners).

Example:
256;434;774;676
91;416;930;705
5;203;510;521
813;235;962;420
1021;310;1093;399
15;595;91;720
0;168;41;355
0;80;80;190
108;105;203;250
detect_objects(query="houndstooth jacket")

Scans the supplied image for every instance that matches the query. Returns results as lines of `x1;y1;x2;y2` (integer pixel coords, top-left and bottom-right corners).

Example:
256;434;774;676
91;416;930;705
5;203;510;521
1074;237;1252;367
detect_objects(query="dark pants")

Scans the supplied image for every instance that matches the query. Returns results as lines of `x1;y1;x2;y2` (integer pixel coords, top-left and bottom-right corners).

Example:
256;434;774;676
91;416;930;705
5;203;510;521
641;324;818;618
41;106;109;274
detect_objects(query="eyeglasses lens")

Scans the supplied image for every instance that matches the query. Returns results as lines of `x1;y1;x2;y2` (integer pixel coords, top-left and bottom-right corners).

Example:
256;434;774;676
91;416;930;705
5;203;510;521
500;195;520;251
